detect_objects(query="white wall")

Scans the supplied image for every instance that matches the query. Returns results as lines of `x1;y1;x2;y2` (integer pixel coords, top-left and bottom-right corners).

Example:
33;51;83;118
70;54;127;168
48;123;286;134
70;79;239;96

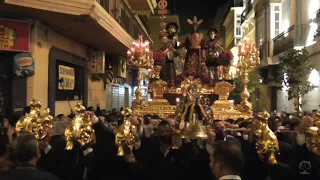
281;0;291;31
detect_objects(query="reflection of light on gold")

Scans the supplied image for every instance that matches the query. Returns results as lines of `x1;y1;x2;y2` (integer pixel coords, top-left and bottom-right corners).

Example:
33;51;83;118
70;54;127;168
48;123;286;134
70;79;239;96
231;47;239;66
230;47;239;77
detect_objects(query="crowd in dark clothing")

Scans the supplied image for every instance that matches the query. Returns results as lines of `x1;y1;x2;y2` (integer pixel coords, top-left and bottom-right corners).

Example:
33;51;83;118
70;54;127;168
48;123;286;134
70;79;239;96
0;108;320;180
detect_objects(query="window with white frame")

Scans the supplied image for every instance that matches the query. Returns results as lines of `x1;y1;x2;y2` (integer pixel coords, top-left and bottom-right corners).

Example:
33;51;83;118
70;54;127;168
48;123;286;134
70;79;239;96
270;4;281;39
274;5;281;36
235;38;241;45
236;15;242;36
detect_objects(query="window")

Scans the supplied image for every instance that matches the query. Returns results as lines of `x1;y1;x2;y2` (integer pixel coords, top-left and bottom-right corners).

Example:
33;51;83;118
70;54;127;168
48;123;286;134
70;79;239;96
235;38;241;45
236;27;242;35
236;14;242;36
274;5;281;36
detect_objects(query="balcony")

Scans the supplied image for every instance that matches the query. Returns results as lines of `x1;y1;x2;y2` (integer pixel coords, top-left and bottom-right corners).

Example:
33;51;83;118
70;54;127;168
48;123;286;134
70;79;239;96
273;24;309;56
240;1;253;25
97;0;151;41
127;0;157;15
1;0;151;55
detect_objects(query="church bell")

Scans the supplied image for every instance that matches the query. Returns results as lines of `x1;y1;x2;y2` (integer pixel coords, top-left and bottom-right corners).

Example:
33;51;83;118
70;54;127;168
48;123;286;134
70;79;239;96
180;112;208;139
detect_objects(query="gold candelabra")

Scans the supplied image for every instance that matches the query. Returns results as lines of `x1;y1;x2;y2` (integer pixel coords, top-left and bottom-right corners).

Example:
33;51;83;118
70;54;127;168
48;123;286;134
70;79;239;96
236;37;260;113
127;35;154;110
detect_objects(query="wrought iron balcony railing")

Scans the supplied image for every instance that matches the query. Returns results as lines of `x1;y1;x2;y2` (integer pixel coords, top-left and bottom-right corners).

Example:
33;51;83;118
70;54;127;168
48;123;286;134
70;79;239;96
240;1;253;25
273;24;309;56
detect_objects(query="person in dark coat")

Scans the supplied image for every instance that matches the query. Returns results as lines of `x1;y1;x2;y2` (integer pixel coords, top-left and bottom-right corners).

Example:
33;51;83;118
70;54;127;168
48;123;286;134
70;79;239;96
3;133;59;180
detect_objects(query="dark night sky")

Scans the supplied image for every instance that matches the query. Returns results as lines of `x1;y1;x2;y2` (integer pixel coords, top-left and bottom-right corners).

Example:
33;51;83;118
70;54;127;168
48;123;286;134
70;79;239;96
165;0;227;33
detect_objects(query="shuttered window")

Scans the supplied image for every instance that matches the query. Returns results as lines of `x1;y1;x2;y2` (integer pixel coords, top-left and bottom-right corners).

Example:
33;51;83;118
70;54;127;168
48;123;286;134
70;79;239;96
111;85;128;110
111;85;119;110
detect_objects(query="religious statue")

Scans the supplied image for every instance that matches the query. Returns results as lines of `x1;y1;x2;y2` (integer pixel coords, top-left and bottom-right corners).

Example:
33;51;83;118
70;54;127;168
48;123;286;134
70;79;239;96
183;16;206;76
115;108;136;156
64;103;95;150
161;22;179;87
204;28;224;83
15;99;54;140
174;77;212;139
254;110;279;164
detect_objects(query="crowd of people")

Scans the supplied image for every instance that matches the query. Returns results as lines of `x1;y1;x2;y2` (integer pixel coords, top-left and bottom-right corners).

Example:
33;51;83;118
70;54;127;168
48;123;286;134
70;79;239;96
0;106;320;180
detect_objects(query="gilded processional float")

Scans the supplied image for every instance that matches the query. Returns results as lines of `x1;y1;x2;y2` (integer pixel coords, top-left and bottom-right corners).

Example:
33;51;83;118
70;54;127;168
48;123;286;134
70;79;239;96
126;2;258;121
12;0;320;166
124;0;282;164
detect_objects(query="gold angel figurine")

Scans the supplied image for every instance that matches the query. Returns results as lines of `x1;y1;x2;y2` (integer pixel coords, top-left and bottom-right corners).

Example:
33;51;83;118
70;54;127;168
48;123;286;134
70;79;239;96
115;108;136;156
306;109;320;156
254;110;279;164
15;99;54;140
64;103;95;150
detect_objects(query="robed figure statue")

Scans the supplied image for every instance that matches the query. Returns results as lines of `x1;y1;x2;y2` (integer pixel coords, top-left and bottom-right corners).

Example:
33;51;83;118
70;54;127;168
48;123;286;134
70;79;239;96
204;28;224;84
183;16;206;75
161;22;179;87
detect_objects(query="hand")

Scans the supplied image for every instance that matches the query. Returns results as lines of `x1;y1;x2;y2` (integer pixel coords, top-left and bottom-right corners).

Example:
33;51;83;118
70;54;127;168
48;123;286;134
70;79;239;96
39;140;49;150
129;117;140;126
131;126;140;141
7;125;14;137
39;129;53;150
206;128;216;145
123;150;136;164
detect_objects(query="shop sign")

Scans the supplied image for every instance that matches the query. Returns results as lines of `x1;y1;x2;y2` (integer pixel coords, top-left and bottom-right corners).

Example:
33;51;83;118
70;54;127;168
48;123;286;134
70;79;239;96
104;70;126;84
14;53;35;77
0;19;30;52
58;65;75;90
90;50;105;74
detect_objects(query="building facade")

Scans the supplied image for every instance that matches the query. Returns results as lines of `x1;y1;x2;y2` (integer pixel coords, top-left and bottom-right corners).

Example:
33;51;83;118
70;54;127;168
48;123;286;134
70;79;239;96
0;0;155;117
254;0;320;112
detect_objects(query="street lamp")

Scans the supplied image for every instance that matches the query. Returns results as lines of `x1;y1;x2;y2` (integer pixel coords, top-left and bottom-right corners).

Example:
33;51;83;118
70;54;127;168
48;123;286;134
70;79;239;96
127;35;154;109
236;37;260;113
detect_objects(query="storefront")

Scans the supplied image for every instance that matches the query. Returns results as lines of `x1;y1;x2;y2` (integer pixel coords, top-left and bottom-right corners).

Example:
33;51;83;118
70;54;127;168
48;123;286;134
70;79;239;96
0;19;30;118
26;20;89;116
105;68;131;111
48;48;88;116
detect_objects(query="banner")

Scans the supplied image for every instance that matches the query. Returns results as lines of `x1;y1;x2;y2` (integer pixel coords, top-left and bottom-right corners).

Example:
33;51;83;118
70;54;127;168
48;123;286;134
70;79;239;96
0;19;30;52
58;65;75;90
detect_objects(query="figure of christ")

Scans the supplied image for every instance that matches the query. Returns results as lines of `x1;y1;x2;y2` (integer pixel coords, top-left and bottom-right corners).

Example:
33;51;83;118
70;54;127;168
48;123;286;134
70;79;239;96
183;16;207;77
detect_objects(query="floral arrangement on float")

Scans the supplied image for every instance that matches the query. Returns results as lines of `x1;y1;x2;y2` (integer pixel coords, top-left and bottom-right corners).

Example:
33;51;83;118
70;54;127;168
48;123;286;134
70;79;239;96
152;50;167;66
218;50;234;66
175;72;210;86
